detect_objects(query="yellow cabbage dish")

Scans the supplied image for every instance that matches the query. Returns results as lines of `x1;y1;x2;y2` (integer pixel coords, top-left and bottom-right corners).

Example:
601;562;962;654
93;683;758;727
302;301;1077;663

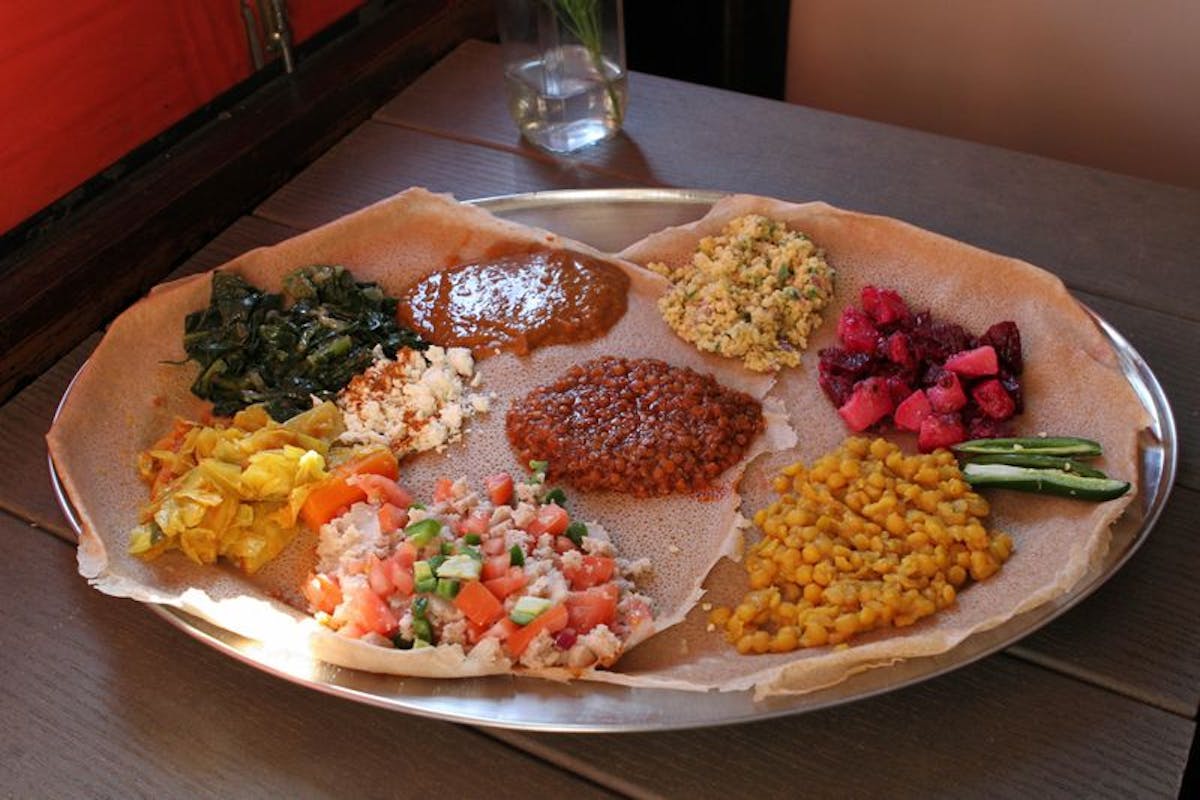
129;402;344;573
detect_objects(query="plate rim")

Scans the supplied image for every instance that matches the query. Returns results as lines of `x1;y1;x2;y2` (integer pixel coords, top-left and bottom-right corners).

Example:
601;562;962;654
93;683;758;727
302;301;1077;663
47;187;1179;732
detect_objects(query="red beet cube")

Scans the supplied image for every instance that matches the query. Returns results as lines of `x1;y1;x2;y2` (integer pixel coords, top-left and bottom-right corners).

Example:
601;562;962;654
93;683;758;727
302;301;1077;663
918;413;966;452
837;377;894;432
927;371;967;412
944;345;999;377
981;321;1023;373
860;286;910;324
885;332;914;368
837;307;880;354
894;389;933;431
971;378;1016;420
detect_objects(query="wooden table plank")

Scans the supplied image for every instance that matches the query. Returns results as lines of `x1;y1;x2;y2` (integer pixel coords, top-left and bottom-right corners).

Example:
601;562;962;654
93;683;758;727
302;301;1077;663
0;511;616;799
376;40;1200;323
0;216;301;539
1010;485;1200;717
1076;290;1198;490
254;120;645;231
491;655;1192;800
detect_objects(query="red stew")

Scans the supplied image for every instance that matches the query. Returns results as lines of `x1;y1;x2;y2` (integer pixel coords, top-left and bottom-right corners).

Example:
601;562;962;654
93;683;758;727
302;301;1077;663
506;356;764;497
399;250;629;357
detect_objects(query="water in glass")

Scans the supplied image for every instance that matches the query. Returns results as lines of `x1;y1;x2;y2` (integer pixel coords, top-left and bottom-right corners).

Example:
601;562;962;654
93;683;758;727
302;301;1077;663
505;44;627;153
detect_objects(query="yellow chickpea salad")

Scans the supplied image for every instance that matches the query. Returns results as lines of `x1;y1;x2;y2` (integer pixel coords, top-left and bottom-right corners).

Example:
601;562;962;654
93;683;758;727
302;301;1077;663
710;437;1013;654
649;214;835;372
303;465;654;669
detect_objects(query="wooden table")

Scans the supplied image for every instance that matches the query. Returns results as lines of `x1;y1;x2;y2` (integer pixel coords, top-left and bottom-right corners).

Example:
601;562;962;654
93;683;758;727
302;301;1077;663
3;40;1196;798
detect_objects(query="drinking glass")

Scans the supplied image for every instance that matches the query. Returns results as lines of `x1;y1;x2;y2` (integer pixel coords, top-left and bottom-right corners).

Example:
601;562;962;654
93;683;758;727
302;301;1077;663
496;0;627;153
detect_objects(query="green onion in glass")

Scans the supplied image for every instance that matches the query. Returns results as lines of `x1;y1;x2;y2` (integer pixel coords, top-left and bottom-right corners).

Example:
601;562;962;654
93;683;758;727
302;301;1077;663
496;0;627;153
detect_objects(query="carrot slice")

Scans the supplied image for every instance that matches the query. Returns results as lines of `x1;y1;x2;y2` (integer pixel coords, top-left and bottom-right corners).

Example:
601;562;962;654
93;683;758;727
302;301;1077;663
454;580;505;627
505;603;569;658
300;449;399;530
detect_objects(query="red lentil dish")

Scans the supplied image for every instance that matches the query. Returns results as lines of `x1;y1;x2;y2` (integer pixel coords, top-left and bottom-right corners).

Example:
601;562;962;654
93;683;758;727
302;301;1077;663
47;188;1146;698
506;356;764;497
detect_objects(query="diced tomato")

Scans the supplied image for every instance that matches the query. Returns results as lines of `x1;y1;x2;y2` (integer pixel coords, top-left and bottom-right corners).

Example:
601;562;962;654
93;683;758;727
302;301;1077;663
384;552;414;598
485;617;519;642
527;504;569;536
454;580;505;627
554;536;576;554
349;473;413;509
460;508;490;535
433;477;455;503
505;603;569;658
342;585;398;636
378;503;408;534
392;542;417;569
482;536;508;556
563;555;615;590
339;622;366;639
481;553;511;581
484;567;527;601
366;552;414;599
484;473;514;505
367;556;392;596
565;584;619;633
302;572;342;615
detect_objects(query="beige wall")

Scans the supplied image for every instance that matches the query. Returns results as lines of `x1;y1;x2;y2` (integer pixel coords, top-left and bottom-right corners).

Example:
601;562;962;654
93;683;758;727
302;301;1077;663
786;0;1200;188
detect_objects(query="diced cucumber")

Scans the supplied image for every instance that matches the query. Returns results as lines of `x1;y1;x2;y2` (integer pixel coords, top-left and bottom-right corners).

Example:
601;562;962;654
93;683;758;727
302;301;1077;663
405;518;443;546
509;595;553;625
463;533;482;545
435;578;461;599
953;436;1103;457
413;560;436;593
434;553;483;581
961;462;1129;501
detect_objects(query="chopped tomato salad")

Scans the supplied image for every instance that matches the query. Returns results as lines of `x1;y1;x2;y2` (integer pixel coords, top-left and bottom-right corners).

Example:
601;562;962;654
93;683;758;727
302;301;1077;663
306;469;653;669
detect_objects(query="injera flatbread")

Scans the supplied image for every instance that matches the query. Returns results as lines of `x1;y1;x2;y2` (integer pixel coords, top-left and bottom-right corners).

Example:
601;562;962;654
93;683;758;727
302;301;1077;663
602;195;1148;696
47;188;1147;694
46;188;792;680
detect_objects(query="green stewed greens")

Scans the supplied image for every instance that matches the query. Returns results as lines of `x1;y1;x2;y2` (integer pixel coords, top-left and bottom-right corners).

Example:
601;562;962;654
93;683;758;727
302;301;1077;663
183;266;426;421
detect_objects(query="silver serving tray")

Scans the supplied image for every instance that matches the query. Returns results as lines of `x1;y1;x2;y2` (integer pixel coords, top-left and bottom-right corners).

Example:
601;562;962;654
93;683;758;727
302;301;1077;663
51;189;1178;732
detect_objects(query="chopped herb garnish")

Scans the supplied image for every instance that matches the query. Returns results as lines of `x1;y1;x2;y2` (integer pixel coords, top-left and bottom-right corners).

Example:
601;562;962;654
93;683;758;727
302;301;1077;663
565;521;587;547
545;487;567;507
509;545;526;567
463;533;482;545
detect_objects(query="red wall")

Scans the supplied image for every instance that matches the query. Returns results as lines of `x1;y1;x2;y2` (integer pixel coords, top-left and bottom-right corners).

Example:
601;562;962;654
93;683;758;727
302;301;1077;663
0;0;361;235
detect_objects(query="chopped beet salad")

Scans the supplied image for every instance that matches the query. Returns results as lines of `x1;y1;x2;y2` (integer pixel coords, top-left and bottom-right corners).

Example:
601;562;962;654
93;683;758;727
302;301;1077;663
819;286;1024;450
